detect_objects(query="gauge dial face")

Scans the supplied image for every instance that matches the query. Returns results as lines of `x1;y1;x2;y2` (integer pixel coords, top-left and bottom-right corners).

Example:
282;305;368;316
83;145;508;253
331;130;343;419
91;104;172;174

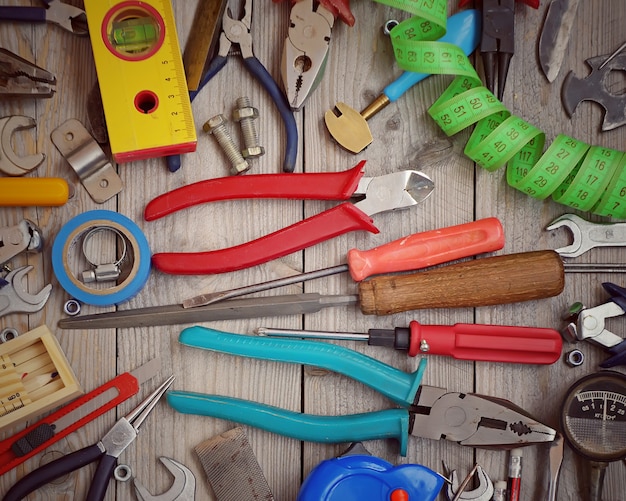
561;371;626;462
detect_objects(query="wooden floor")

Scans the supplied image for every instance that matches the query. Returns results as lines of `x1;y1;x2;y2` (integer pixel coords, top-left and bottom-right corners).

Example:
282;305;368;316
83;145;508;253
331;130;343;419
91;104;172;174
1;0;626;499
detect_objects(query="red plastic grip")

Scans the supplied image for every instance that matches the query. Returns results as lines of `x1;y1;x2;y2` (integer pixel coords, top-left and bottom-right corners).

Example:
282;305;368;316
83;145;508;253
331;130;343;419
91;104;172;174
346;217;505;281
144;162;366;221
152;203;379;274
408;321;562;364
0;372;140;476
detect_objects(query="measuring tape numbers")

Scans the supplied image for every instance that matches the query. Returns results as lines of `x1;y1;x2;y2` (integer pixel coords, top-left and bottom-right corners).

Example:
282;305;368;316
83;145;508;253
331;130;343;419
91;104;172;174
374;0;626;219
52;210;151;306
83;0;196;163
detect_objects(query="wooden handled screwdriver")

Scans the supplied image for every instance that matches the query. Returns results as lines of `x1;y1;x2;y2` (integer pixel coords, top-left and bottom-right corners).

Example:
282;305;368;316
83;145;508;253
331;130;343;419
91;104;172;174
58;251;565;330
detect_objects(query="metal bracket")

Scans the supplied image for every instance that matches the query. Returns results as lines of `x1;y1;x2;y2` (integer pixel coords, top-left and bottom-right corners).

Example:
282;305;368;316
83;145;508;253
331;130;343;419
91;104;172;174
50;118;123;203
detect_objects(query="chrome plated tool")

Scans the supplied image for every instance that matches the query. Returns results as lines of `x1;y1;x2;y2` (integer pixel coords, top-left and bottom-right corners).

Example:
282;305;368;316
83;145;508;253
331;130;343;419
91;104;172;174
446;464;494;501
3;376;174;501
167;328;557;456
0;0;87;35
538;0;580;82
0;115;46;175
0;48;55;98
0;266;52;318
0;220;43;266
547;214;626;258
562;282;626;367
133;457;196;501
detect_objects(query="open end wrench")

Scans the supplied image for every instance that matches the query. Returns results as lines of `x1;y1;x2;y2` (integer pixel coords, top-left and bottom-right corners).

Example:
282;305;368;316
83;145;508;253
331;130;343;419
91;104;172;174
447;465;494;501
0;116;46;176
546;214;626;258
0;266;51;317
133;457;196;500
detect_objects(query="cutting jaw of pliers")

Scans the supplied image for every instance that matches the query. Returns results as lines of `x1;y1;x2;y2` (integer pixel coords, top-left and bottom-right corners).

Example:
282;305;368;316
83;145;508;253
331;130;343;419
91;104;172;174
0;0;87;35
480;0;515;101
563;282;626;368
167;328;557;457
0;219;43;266
194;0;298;173
144;162;434;275
282;0;336;110
0;48;55;98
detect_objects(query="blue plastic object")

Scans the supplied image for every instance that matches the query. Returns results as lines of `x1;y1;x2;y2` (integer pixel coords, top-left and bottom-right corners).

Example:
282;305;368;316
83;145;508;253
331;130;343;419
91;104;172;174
297;454;445;501
51;210;151;306
383;9;481;102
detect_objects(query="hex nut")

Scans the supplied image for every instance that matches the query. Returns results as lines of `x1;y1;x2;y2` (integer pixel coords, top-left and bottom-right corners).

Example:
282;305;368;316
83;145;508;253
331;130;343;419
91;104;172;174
203;114;228;133
565;349;585;367
242;145;265;158
233;106;258;122
231;159;251;175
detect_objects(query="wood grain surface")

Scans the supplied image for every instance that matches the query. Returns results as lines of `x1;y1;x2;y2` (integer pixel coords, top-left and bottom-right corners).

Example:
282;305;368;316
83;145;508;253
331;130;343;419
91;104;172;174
1;0;625;499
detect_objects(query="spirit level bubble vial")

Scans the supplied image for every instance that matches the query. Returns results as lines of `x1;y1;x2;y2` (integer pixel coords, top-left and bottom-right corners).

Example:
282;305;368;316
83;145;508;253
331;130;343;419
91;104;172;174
84;0;197;162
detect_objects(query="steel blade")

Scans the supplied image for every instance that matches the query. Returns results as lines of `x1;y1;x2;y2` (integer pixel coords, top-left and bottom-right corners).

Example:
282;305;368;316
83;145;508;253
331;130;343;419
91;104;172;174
538;0;580;82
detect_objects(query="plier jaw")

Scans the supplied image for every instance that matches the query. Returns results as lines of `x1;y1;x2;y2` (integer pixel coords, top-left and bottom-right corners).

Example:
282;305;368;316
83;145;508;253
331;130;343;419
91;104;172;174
0;48;55;98
562;282;626;367
282;0;334;110
411;387;557;447
220;1;253;59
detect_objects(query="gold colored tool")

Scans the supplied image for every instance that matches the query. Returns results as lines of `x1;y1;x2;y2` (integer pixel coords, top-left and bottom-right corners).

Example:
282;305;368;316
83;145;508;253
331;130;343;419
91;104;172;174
324;97;389;154
183;0;228;91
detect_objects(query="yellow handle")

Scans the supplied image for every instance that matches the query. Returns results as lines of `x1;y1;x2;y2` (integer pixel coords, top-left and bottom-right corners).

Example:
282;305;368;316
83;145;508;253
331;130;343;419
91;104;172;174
0;178;69;206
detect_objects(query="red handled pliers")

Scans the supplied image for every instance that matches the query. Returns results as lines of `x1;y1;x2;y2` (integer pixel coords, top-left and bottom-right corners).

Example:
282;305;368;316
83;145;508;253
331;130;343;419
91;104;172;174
144;162;434;275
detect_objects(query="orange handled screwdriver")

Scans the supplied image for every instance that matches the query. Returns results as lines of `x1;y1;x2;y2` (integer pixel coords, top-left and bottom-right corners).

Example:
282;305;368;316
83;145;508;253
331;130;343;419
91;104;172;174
183;217;505;307
257;321;563;365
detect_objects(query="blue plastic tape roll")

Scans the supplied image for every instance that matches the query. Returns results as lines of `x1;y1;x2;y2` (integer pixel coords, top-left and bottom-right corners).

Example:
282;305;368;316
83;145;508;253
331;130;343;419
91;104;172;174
52;210;151;306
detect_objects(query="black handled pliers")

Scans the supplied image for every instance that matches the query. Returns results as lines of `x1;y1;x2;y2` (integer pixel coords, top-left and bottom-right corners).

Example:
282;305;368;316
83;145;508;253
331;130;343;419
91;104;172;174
0;0;87;35
191;0;298;173
2;376;174;501
480;0;515;101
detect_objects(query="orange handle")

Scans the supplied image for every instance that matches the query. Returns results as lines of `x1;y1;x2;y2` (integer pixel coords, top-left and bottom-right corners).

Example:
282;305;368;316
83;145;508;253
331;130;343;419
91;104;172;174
346;217;505;281
0;178;69;206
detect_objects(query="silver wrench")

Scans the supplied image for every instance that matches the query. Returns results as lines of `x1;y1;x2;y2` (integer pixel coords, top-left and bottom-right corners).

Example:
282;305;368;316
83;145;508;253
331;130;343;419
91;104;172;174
446;464;494;501
0;265;51;317
546;214;626;258
133;457;196;500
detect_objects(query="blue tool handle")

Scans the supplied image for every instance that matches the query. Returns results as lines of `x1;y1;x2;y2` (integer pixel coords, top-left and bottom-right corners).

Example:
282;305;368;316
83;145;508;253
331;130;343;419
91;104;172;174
243;56;298;173
167;391;411;455
383;9;480;102
179;327;426;407
85;454;117;501
2;444;102;501
0;6;46;23
601;341;626;368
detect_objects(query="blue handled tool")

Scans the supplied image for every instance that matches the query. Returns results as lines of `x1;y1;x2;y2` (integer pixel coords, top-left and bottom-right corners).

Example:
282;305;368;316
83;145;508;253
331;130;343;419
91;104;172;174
324;9;480;154
167;0;297;173
167;327;556;456
0;0;87;35
297;443;445;501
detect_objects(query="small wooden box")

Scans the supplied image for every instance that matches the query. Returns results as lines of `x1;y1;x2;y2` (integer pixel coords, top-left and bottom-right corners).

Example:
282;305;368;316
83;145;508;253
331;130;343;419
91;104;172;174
0;325;82;433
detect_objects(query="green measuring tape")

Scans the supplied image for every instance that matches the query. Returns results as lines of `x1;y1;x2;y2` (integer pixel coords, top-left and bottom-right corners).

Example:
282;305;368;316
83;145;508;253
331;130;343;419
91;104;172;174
373;0;626;219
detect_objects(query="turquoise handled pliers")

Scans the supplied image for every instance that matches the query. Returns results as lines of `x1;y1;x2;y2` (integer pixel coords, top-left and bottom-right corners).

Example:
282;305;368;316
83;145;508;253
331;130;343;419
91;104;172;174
167;327;556;456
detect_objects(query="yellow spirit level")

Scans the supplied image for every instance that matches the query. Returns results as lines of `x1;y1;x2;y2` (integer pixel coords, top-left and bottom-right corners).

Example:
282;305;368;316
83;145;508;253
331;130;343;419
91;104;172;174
84;0;196;162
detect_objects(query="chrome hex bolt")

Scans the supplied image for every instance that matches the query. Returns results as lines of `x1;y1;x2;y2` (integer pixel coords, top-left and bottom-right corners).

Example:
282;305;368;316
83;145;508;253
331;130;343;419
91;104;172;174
204;114;250;175
233;96;265;159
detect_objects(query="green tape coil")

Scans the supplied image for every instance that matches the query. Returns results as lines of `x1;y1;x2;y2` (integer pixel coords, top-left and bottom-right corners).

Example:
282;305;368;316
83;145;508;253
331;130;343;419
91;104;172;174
373;0;626;219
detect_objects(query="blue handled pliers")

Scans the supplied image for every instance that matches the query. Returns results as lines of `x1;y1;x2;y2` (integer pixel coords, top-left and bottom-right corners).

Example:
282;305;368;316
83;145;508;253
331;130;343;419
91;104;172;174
192;0;298;174
0;0;87;35
167;327;557;456
2;376;174;501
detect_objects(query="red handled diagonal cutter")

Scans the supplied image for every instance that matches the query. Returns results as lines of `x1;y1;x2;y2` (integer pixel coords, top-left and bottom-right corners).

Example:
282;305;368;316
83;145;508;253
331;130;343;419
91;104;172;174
144;162;434;275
